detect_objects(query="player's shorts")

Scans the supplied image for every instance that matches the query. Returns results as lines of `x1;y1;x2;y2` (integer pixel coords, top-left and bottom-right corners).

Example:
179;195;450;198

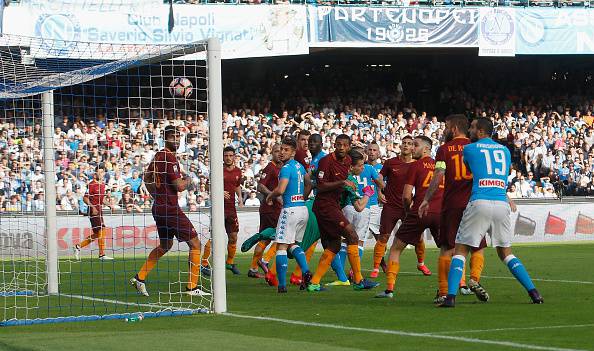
379;204;406;236
439;208;487;250
259;210;280;232
153;208;198;242
89;214;104;233
342;205;371;243
456;200;512;248
274;206;308;244
313;201;350;246
395;212;440;246
224;212;240;234
368;205;381;236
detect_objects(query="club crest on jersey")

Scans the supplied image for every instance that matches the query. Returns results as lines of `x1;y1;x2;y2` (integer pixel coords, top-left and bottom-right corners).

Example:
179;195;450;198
173;165;178;173
478;178;505;189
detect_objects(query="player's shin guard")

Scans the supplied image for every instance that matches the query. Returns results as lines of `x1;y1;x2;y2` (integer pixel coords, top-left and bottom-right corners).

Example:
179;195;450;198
447;255;466;296
338;243;347;268
97;229;106;257
311;249;336;285
415;239;426;265
263;243;278;263
290;246;310;273
373;241;387;270
201;240;211;267
330;253;349;282
470;252;485;282
276;250;289;288
438;255;452;296
226;243;237;265
188;248;201;290
386;261;400;291
504;255;536;292
138;246;166;281
347;245;363;283
251;241;268;270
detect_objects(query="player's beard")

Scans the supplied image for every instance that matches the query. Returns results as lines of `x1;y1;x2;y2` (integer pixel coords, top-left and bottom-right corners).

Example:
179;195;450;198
470;133;479;142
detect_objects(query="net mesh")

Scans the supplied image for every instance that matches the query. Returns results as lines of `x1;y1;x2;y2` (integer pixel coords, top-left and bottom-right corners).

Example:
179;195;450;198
0;34;215;325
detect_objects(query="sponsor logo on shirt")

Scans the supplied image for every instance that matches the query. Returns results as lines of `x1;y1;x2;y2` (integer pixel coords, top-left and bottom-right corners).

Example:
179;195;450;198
478;178;505;189
291;195;304;202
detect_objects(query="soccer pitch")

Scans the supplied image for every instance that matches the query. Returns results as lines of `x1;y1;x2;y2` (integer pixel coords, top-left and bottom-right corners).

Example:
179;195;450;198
1;243;593;351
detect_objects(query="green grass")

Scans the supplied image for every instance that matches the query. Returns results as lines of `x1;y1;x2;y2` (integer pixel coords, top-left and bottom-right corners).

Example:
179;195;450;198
1;244;594;351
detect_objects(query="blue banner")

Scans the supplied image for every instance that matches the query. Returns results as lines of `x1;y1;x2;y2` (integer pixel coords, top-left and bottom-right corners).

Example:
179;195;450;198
516;9;594;55
309;7;479;47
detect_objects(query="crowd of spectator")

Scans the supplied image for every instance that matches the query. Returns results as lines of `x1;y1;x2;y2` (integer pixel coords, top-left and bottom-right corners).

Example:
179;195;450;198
0;67;593;214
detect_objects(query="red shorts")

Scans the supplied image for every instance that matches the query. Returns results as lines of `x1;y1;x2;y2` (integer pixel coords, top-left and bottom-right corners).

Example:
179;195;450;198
440;208;487;250
395;212;440;246
259;211;280;232
153;209;198;242
225;212;240;234
89;214;104;233
313;201;350;247
379;205;406;235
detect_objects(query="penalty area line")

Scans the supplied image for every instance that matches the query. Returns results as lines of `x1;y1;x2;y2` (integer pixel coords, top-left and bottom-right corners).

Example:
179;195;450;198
224;313;586;351
433;323;594;335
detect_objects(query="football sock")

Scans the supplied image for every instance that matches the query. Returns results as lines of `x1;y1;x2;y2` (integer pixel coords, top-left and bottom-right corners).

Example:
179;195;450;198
263;243;277;263
338;243;347;268
447;255;466;296
347;245;363;283
386;261;400;292
276;250;288;288
438;255;452;296
292;243;316;278
470;252;485;282
504;255;536;292
250;241;268;270
226;243;236;265
187;247;201;290
201;240;211;267
311;249;336;285
290;246;310;273
97;229;106;257
373;241;387;270
460;263;467;287
415;240;426;265
269;255;277;275
138;246;166;281
330;252;349;282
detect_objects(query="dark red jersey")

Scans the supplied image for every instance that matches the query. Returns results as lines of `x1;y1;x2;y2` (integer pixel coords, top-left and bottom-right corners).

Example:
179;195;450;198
148;149;182;212
405;156;443;214
258;161;282;214
87;180;106;212
435;137;472;209
224;166;242;215
295;148;309;169
314;152;351;209
380;157;415;210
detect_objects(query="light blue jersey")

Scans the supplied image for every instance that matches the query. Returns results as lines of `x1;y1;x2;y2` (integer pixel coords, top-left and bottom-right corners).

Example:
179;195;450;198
279;159;306;208
309;151;327;196
354;164;380;208
463;138;511;203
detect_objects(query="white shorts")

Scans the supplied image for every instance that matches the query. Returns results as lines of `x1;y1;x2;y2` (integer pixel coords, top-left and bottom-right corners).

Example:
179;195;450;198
274;206;308;245
368;205;381;236
342;205;371;243
456;200;512;248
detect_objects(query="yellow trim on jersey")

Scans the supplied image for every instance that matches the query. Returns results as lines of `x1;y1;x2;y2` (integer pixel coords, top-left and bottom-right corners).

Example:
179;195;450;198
435;161;446;170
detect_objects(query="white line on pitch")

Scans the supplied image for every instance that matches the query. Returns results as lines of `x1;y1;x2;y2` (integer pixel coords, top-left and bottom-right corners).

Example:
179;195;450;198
433;323;594;335
224;313;586;351
61;293;186;310
361;270;594;285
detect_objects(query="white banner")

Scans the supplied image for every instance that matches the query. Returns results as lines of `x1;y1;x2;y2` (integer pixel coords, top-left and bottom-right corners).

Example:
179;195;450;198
2;4;308;60
478;8;516;57
1;202;592;257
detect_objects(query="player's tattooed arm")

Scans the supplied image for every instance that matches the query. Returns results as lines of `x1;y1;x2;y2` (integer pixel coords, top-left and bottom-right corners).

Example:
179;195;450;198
418;168;444;218
266;178;289;205
257;179;272;197
402;184;413;213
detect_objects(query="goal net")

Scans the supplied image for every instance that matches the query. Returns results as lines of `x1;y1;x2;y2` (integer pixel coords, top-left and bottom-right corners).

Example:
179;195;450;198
0;34;225;326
